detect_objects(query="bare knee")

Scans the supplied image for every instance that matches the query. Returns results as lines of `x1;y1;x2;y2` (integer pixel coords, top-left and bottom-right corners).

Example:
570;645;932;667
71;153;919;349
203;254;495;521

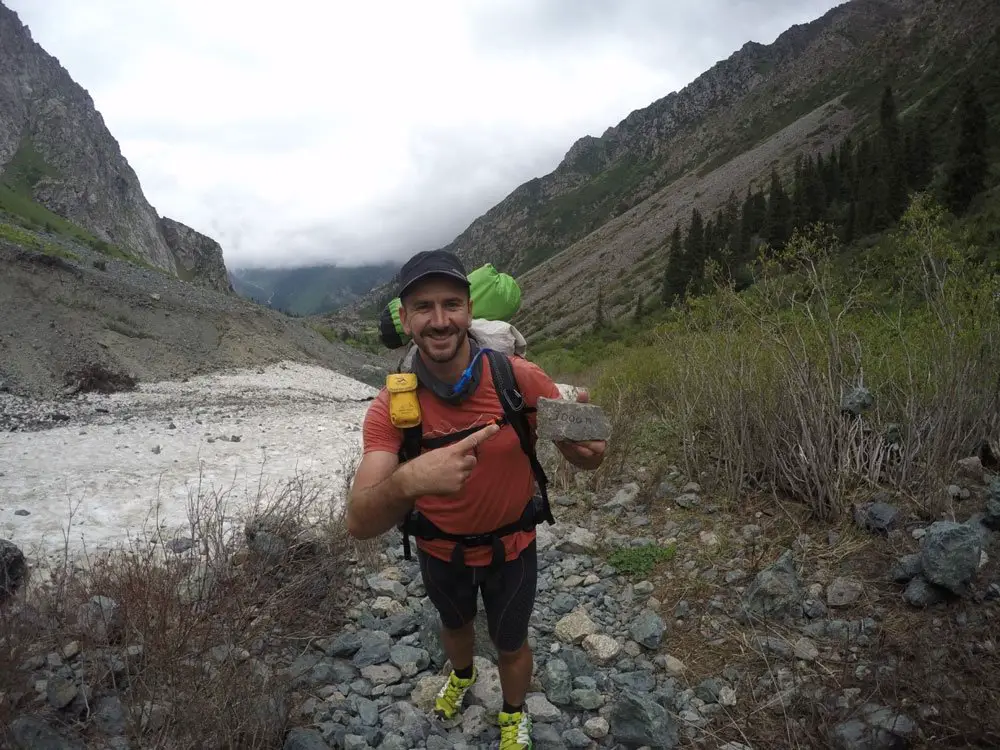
497;641;531;663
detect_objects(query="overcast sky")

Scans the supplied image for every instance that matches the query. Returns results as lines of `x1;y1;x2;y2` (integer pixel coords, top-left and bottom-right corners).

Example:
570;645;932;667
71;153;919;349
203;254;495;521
9;0;842;269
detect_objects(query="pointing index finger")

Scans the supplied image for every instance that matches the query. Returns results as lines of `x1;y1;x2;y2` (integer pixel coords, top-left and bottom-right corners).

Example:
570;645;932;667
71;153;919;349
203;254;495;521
455;420;501;452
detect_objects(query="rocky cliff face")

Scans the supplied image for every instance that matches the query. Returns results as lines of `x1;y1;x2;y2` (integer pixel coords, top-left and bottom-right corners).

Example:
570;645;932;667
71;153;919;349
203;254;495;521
0;3;231;289
159;218;233;294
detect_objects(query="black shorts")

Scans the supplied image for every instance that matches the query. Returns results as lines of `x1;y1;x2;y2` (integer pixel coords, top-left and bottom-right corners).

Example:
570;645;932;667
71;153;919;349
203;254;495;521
417;540;537;653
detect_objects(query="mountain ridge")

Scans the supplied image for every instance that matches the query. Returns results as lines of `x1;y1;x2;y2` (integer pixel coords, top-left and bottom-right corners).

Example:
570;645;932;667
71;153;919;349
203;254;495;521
340;0;992;333
0;2;232;293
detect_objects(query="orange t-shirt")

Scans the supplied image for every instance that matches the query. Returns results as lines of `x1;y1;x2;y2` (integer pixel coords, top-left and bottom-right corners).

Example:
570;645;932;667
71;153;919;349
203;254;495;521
361;353;561;566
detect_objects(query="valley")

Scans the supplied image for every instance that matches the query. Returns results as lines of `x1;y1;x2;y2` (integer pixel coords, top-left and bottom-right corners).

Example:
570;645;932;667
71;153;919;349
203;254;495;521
1;0;1000;748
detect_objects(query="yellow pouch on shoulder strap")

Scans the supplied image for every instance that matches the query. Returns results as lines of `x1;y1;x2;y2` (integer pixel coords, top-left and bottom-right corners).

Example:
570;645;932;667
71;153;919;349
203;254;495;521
386;373;421;429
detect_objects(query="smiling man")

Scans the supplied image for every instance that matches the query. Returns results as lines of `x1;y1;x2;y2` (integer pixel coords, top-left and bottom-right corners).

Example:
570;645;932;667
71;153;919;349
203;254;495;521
347;249;605;750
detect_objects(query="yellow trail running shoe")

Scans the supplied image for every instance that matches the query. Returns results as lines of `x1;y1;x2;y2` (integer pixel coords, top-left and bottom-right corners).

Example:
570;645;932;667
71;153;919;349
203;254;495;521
433;666;478;720
498;709;533;749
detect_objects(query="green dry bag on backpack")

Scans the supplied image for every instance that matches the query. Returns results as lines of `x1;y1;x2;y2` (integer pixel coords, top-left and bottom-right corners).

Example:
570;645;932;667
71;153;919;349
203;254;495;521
378;263;521;349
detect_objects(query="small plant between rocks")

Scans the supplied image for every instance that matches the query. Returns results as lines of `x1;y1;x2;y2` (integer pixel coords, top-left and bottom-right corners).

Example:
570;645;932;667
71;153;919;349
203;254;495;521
607;543;677;577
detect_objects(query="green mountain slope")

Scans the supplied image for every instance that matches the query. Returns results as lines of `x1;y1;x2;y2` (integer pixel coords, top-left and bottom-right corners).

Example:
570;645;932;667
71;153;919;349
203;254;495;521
344;0;998;336
515;19;1000;341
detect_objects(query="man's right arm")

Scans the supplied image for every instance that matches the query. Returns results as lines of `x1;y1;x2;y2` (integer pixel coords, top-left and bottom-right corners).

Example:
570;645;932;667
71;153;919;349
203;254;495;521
346;451;418;539
347;391;502;539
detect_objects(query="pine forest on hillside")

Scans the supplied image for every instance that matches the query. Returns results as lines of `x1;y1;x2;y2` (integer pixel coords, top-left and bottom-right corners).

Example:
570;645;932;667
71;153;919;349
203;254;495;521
660;82;994;308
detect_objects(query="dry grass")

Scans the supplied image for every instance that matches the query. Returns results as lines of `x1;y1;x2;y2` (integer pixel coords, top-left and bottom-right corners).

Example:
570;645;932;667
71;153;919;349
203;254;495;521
597;202;1000;530
547;200;1000;747
589;377;643;493
0;450;375;750
707;592;1000;749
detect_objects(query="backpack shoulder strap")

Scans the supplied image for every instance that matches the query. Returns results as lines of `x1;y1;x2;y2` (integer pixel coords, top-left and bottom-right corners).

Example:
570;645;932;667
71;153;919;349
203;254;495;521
396;424;423;560
399;424;422;462
483;349;554;526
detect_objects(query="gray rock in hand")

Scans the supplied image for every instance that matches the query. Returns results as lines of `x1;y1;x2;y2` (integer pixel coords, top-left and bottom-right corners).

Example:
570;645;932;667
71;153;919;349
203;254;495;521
536;396;612;442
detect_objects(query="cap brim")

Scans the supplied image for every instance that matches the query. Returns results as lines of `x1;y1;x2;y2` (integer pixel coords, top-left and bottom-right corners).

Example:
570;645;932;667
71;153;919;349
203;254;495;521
399;269;470;297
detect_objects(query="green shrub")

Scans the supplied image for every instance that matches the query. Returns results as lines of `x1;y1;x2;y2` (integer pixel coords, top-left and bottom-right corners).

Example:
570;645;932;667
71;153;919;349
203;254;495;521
594;194;1000;520
0;222;80;262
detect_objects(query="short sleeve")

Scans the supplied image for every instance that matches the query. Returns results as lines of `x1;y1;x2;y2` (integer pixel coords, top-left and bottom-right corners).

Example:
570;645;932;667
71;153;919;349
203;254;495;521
511;356;562;407
361;390;403;455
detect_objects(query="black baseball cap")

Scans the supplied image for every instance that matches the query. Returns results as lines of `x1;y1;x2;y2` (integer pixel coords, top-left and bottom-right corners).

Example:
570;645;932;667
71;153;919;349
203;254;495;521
397;249;470;299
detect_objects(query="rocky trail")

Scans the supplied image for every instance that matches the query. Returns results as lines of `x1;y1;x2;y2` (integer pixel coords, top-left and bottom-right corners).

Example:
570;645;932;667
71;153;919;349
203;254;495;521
0;360;998;749
262;470;1000;750
3;394;999;749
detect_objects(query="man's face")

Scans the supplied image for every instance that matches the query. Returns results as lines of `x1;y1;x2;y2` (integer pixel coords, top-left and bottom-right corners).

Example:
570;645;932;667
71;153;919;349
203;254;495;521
399;276;473;364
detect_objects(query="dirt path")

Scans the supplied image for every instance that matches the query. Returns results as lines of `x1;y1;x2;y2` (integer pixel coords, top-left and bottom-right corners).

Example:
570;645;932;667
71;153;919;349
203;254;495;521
0;361;378;570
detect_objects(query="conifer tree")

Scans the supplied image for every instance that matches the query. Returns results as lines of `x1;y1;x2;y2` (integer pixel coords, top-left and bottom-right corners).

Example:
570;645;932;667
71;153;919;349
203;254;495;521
764;168;792;249
819;147;834;200
837;136;855;202
854;139;877;234
738;186;755;258
739;187;767;262
844;199;858;245
720;190;740;258
685;208;706;294
703;216;716;268
878;85;908;221
661;222;686;306
805;154;828;224
943;82;989;216
879;85;901;150
792;155;810;231
904;114;933;191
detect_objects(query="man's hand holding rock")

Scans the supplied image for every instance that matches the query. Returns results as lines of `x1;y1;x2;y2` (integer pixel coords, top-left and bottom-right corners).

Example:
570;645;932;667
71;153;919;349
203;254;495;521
541;389;609;471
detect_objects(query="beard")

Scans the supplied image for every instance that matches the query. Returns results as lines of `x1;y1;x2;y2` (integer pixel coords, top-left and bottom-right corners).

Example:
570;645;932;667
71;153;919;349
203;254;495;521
416;324;467;363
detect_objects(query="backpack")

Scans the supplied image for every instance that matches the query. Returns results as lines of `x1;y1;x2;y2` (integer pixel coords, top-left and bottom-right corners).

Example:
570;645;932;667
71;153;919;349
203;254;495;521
390;335;554;576
378;263;522;350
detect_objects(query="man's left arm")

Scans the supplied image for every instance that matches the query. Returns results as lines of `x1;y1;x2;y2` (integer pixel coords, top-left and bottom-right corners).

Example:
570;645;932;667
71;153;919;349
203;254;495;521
514;357;606;471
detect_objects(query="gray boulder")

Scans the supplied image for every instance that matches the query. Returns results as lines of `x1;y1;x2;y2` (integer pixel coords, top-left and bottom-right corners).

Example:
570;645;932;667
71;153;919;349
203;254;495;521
984;478;1000;530
853;500;900;535
902;576;950;608
283;728;332;750
609;690;679;749
629;609;667;649
831;704;916;750
889;554;922;584
1;538;26;603
738;549;802;621
10;715;86;750
841;386;874;417
920;521;982;594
